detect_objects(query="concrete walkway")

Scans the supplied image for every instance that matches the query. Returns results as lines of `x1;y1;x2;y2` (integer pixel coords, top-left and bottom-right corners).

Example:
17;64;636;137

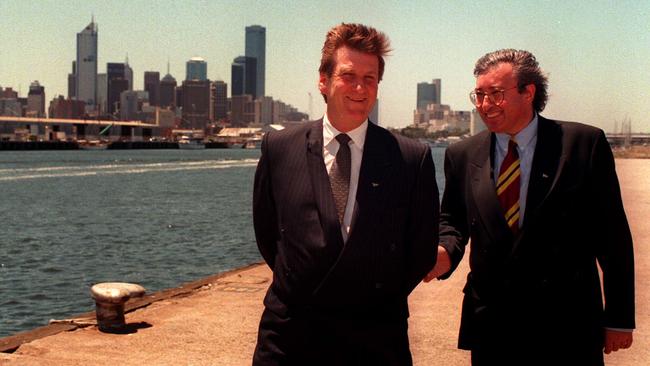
1;159;648;365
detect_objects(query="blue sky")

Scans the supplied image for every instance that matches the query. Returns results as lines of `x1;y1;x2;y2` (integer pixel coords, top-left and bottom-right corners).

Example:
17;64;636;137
1;0;648;131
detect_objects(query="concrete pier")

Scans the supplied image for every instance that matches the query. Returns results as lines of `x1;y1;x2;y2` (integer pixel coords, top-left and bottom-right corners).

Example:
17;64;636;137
1;159;648;365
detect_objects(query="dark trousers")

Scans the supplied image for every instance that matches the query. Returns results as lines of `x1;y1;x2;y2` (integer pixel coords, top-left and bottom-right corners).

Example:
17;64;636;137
253;307;412;366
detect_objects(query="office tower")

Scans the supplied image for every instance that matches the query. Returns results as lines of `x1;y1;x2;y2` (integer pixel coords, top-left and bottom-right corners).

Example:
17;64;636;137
416;78;441;110
27;81;46;118
68;61;76;99
96;73;107;114
181;80;210;129
186;57;207;81
107;62;127;116
212;80;228;120
245;25;265;98
48;95;86;119
144;71;160;106
120;90;139;120
124;57;133;91
231;56;257;97
76;18;98;109
160;72;177;108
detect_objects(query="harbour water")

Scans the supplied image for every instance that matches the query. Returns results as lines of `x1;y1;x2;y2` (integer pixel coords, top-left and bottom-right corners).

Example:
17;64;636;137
0;147;446;338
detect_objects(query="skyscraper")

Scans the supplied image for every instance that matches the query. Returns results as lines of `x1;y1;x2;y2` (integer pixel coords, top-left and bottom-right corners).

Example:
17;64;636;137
68;61;76;99
231;56;257;98
245;25;265;98
76;19;98;109
416;78;441;110
27;81;45;118
186;57;207;81
107;63;127;116
212;80;228;121
181;80;210;129
144;71;160;106
124;57;133;91
160;73;177;108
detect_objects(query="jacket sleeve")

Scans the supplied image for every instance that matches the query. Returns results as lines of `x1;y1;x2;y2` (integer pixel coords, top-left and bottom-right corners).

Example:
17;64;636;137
404;145;439;293
437;147;470;279
253;132;279;269
590;131;635;329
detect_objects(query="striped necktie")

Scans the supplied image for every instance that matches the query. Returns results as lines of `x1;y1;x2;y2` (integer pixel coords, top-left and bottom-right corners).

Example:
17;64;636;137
330;134;351;224
497;139;521;233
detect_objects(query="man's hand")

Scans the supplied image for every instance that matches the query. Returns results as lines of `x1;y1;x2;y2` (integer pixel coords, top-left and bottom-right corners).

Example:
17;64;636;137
604;329;633;354
423;246;451;282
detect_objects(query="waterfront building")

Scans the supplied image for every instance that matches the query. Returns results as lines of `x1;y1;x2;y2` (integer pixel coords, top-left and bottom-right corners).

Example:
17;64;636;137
186;57;207;81
76;19;98;110
254;96;273;125
231;56;257;98
26;81;46;118
245;25;266;98
470;109;486;136
144;71;160;106
48;95;85;119
230;94;253;126
120;90;140;121
181;80;210;129
417;79;441;110
160;72;177;108
212;80;228;121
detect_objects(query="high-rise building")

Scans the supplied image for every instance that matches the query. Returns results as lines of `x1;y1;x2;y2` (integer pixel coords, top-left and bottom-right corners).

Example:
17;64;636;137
124;57;133;91
416;78;441;110
186;57;207;81
75;19;98;109
245;25;266;98
68;61;76;99
27;81;46;118
181;80;210;129
107;63;127;116
231;56;257;97
144;71;160;106
212;80;228;121
96;73;107;114
160;72;177;108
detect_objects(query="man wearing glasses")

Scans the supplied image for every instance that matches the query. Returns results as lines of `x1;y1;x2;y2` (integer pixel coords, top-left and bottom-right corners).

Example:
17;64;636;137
424;49;635;365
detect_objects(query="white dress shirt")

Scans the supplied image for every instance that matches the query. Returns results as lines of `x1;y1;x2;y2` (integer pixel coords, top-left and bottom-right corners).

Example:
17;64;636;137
322;115;367;242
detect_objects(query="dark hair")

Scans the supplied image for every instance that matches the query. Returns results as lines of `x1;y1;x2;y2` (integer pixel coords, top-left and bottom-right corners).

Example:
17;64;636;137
319;23;391;81
474;49;549;112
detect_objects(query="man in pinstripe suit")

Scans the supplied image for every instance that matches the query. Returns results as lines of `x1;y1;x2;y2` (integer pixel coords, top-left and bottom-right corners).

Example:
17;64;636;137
252;23;439;366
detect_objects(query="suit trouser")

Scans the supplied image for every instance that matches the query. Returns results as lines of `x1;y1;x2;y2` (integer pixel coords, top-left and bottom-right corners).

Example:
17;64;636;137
253;307;412;366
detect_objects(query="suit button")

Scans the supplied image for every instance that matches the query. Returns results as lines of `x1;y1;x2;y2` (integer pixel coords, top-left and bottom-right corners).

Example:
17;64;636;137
375;282;384;289
389;243;397;252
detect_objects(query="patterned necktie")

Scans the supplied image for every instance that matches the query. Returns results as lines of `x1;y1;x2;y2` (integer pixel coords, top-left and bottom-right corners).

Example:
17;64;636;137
330;134;351;224
497;139;521;233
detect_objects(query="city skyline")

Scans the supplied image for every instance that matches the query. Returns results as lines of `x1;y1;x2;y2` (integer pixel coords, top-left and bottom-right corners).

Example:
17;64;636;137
1;0;648;131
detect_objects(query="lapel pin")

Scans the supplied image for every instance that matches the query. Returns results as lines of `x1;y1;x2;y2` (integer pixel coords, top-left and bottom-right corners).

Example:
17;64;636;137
542;173;549;179
371;182;379;187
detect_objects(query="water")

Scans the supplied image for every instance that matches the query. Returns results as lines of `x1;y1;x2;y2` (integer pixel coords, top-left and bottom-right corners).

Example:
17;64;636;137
0;147;446;338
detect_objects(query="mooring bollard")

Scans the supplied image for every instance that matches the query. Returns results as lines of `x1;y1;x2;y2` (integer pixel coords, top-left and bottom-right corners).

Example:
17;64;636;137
90;282;146;333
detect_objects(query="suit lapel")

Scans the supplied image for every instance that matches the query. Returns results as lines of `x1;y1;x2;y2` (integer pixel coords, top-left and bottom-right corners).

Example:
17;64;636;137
471;132;513;246
305;120;345;252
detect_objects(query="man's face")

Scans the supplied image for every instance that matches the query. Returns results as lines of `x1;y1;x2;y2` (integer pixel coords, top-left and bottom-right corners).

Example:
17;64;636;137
319;46;379;131
474;62;535;135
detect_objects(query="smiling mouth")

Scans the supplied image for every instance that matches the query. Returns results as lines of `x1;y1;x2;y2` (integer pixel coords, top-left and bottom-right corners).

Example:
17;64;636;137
347;97;366;103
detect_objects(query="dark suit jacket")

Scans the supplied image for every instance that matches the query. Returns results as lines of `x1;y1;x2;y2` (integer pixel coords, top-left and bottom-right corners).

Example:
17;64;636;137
438;116;635;363
252;119;439;365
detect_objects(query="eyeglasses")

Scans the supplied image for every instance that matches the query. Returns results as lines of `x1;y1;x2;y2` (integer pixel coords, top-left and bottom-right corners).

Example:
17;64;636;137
469;86;519;107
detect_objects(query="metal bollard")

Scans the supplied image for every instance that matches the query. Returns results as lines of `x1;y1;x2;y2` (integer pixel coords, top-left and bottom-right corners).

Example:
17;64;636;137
90;282;145;333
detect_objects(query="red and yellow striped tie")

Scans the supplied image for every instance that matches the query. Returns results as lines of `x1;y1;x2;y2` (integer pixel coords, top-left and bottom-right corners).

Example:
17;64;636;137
497;139;521;233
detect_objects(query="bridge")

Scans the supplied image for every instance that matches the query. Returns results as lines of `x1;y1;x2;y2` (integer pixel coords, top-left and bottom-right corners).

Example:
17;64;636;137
0;116;160;141
606;132;650;147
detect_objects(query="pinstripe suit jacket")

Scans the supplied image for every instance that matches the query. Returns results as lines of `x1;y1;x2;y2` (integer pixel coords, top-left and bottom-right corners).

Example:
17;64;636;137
252;119;438;365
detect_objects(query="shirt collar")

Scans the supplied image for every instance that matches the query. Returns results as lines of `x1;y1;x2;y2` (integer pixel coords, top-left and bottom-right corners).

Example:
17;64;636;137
322;114;368;150
495;113;538;153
